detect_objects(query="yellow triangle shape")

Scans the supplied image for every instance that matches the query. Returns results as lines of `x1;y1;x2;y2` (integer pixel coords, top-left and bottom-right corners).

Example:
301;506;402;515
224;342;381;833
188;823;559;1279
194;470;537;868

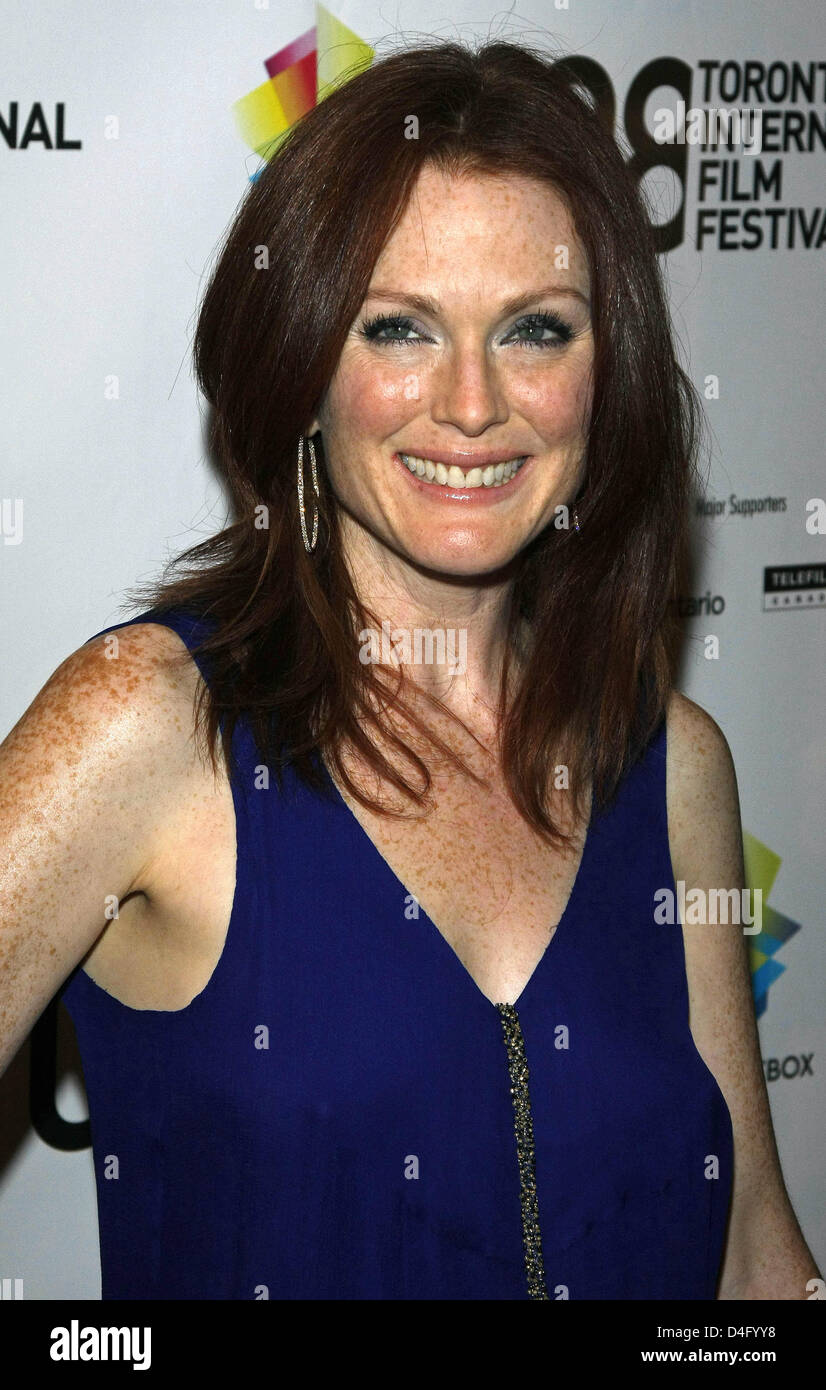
233;77;289;159
316;2;374;103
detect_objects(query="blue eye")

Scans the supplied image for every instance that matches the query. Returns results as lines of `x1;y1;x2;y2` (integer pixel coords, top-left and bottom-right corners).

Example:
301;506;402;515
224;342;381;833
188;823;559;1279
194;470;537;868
506;312;574;349
360;314;427;345
358;310;575;349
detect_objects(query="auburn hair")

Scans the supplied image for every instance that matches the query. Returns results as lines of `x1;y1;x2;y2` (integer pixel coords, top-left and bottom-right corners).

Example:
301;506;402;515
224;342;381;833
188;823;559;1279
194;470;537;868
126;38;703;847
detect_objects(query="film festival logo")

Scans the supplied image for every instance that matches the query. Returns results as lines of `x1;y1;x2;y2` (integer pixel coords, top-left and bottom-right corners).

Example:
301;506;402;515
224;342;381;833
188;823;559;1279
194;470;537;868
233;3;374;172
642;59;826;252
4;3;823;259
230;13;826;256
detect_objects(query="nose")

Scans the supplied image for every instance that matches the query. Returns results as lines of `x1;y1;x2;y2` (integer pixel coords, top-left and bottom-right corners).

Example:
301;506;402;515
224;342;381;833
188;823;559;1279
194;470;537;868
429;340;509;436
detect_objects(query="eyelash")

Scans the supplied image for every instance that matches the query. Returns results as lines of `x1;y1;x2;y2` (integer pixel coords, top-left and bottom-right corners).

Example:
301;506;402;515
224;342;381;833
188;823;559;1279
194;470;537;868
359;311;574;350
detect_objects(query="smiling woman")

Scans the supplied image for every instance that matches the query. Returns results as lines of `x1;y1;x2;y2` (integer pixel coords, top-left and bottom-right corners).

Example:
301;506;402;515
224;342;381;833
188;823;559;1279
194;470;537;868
0;38;819;1302
309;166;594;560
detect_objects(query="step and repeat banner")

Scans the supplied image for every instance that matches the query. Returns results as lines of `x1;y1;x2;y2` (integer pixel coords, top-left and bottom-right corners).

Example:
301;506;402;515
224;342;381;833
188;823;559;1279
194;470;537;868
1;1;823;1298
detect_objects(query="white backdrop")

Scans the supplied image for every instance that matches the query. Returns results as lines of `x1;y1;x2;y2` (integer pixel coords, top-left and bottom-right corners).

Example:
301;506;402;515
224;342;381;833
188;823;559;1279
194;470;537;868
1;0;823;1298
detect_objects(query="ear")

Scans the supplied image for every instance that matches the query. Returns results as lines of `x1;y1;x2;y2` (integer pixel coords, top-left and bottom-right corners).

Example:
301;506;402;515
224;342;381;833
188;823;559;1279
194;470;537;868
306;397;326;438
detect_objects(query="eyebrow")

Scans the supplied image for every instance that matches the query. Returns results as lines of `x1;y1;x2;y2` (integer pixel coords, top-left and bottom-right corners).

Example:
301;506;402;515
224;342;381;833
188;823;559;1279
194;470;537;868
364;285;591;315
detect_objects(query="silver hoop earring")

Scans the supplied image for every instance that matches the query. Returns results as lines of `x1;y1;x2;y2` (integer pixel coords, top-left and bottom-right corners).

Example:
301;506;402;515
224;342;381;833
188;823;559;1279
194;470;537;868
297;434;319;553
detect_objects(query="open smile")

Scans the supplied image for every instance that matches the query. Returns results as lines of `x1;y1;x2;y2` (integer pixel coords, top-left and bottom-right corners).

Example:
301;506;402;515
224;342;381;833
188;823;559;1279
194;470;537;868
393;451;532;502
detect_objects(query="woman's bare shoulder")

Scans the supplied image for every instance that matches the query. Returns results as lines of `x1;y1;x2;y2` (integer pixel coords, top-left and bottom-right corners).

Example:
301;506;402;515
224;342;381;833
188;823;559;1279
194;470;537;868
3;618;206;780
665;688;735;771
0;619;217;1070
57;619;213;766
78;618;205;715
663;689;742;882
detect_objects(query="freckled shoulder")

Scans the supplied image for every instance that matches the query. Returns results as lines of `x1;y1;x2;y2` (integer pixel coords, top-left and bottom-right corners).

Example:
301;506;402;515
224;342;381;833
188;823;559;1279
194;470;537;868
1;620;207;813
664;689;744;892
82;620;206;739
0;620;211;1073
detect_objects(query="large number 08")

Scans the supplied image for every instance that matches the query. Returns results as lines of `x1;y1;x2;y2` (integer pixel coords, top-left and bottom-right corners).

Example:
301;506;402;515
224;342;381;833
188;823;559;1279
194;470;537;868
554;54;692;254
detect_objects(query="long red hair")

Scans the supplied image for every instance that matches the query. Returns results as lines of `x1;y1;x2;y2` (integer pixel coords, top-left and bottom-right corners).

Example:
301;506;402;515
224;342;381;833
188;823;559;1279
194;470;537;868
127;39;703;846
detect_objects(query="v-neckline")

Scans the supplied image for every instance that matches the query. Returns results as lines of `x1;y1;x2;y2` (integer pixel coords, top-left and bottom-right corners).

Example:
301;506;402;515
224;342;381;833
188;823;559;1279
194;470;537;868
321;760;596;1011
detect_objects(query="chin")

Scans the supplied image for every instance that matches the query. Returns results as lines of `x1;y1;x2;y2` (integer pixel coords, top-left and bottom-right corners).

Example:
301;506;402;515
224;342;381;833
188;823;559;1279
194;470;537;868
405;541;521;580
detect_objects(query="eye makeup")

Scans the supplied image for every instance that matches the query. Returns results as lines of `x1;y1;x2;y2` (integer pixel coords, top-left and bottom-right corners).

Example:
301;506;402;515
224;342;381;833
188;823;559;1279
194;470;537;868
358;309;576;350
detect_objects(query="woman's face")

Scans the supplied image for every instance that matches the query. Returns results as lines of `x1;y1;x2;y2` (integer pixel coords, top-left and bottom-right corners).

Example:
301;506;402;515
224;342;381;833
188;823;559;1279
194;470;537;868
310;164;594;578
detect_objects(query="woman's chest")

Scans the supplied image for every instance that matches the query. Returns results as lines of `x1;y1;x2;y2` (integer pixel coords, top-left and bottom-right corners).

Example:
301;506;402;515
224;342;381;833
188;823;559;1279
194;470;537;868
81;746;589;1011
331;766;590;1005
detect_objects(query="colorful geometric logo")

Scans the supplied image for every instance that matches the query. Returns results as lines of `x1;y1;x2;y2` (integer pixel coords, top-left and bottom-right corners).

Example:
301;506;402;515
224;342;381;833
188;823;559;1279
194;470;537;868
233;2;373;167
743;830;801;1017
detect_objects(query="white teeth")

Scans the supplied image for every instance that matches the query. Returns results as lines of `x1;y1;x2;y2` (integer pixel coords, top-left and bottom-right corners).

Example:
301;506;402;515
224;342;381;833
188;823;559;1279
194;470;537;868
399;454;527;488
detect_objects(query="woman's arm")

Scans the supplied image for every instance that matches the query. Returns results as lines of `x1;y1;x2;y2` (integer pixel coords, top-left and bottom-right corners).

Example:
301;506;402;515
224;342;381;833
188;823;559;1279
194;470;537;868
0;624;195;1078
665;690;821;1300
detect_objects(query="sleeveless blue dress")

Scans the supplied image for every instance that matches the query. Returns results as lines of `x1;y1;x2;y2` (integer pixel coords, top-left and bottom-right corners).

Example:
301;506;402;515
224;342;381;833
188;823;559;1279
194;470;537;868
60;606;734;1300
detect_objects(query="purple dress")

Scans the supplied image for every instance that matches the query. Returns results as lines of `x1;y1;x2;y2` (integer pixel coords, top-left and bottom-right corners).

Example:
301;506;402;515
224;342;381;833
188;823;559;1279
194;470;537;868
60;605;734;1299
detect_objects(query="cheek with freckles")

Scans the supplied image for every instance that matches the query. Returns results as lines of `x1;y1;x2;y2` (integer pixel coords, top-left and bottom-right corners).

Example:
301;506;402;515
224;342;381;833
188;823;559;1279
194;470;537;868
344;351;426;421
323;356;423;464
513;360;593;454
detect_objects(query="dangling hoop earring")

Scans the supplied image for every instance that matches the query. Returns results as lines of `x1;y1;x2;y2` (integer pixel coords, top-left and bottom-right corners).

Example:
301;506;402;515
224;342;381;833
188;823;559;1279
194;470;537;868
297;434;319;552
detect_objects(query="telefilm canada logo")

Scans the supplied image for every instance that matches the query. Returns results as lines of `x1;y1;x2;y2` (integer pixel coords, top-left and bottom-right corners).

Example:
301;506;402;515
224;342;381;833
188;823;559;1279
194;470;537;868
763;563;826;610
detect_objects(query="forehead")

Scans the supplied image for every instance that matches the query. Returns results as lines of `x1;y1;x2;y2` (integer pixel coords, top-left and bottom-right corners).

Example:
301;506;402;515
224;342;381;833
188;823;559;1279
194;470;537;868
371;163;589;288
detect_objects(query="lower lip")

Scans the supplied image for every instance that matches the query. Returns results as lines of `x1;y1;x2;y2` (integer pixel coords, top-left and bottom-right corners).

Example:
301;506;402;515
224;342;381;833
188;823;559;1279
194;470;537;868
393;453;533;504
